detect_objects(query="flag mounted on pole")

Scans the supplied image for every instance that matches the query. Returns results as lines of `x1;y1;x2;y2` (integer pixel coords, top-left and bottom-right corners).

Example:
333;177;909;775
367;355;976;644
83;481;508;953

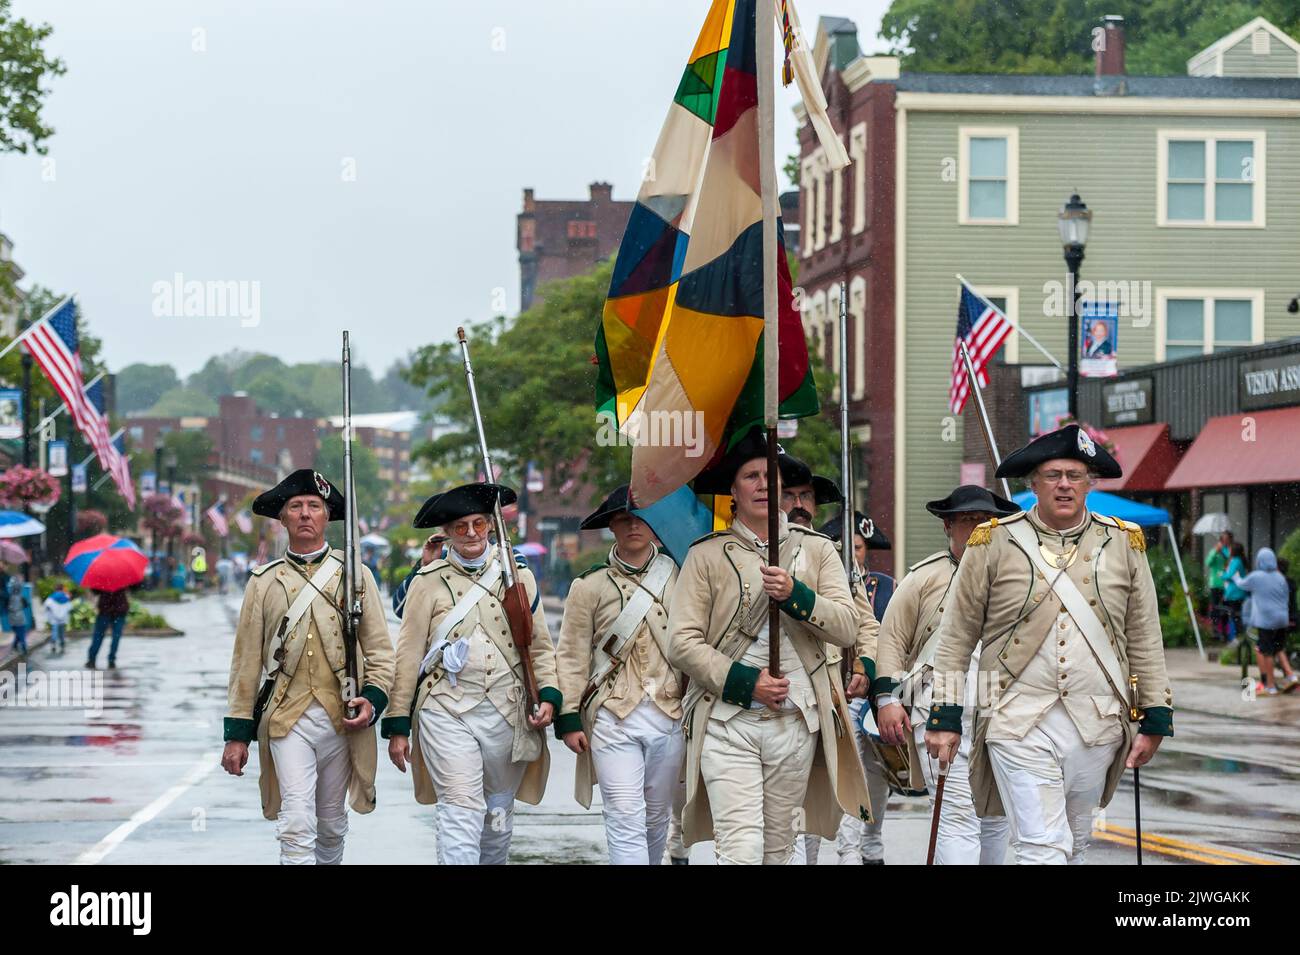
23;298;98;440
205;499;229;537
595;0;843;506
949;283;1014;414
85;380;136;509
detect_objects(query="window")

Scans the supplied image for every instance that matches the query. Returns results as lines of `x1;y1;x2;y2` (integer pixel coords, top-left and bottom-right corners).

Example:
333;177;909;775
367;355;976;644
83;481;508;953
129;427;143;444
1157;289;1263;360
1157;130;1265;227
959;127;1019;225
276;425;285;441
965;285;1020;363
249;448;263;464
250;425;263;441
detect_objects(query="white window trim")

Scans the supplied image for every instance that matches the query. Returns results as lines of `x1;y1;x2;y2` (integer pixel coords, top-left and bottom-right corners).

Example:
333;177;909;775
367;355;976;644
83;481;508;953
973;285;1021;363
849;123;868;235
1155;287;1265;361
958;126;1019;226
1156;129;1266;229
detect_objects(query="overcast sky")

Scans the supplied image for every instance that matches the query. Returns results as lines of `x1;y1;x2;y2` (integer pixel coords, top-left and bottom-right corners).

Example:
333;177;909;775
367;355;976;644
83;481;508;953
2;0;891;382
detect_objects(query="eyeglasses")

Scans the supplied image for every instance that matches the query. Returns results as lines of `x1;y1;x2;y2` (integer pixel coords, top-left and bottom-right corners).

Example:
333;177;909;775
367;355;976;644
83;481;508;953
449;517;490;536
1036;469;1091;485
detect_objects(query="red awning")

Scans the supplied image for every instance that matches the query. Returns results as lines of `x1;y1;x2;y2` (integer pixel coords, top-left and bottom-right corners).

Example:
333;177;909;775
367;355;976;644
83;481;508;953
1095;423;1183;493
1165;406;1300;489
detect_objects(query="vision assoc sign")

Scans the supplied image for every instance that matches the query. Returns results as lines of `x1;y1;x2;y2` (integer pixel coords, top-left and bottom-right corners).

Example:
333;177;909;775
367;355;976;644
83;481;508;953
1240;352;1300;411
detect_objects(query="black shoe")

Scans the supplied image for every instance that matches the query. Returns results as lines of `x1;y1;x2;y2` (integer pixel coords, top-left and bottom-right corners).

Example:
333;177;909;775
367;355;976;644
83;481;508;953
107;660;117;670
85;661;96;669
863;857;885;865
670;857;689;865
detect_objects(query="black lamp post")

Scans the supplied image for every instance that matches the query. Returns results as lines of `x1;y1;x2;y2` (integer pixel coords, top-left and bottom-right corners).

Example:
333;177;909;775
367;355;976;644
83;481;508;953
18;320;31;467
165;451;178;574
152;437;165;579
1057;192;1092;420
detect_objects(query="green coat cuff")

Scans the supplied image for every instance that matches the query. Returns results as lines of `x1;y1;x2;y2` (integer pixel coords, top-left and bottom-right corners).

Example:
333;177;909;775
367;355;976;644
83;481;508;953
1138;705;1173;737
870;675;898;698
360;685;388;724
778;578;816;621
380;716;411;739
722;662;760;707
860;656;877;685
554;711;583;738
927;703;963;734
224;717;255;743
539;685;563;710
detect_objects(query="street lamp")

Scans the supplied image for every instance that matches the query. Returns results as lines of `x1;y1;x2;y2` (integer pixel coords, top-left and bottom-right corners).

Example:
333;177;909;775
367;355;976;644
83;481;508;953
151;437;165;581
1057;192;1091;420
165;451;178;578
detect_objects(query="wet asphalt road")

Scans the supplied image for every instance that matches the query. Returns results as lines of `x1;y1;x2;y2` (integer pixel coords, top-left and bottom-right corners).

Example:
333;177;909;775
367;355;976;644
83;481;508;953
0;593;1295;865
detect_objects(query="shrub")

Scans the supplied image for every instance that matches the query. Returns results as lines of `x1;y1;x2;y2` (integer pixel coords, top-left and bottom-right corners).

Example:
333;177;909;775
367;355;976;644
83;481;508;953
36;576;81;601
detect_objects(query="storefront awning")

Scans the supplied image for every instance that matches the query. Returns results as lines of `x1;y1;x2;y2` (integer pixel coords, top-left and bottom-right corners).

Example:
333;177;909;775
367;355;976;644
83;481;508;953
1094;423;1182;493
1164;406;1300;489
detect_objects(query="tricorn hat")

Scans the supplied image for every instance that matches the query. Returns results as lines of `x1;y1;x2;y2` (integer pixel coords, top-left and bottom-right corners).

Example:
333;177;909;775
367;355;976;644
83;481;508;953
819;510;891;550
693;427;774;496
413;482;517;529
995;424;1121;479
252;468;344;521
777;451;842;506
580;485;634;530
925;485;1020;519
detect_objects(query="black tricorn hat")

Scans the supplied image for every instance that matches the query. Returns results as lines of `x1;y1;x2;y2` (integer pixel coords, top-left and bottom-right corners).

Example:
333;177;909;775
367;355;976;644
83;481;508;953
819;510;891;550
776;452;841;506
995;424;1121;480
580;485;634;530
413;482;517;529
925;485;1020;519
693;426;774;496
252;468;344;521
811;475;842;506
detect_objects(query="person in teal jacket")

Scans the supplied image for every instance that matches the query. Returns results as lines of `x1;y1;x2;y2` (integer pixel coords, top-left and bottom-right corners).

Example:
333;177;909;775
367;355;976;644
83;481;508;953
1223;543;1248;643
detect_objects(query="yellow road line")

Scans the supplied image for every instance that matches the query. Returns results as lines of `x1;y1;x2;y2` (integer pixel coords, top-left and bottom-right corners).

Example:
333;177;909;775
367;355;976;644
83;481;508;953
1094;825;1284;865
1093;830;1233;865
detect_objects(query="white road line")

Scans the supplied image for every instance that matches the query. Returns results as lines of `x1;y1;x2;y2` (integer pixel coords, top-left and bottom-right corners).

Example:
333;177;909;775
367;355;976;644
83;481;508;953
75;750;222;865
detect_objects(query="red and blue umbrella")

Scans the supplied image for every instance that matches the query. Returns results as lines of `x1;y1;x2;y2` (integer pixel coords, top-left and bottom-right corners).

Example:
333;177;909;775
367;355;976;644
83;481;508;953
64;534;148;591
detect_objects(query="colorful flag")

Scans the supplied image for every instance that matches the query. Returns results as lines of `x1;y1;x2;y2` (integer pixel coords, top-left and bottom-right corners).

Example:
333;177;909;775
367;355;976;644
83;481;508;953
595;0;839;506
234;509;253;534
949;284;1014;414
23;298;100;446
205;499;229;537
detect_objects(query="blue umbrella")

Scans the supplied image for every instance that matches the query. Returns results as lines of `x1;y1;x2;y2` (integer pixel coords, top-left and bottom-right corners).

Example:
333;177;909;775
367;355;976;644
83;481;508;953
0;509;46;539
1011;489;1170;528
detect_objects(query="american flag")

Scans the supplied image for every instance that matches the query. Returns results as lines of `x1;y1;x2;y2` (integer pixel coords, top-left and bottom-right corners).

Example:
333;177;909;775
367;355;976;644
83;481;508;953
24;298;99;444
205;499;229;537
85;381;136;509
234;509;253;534
949;284;1014;414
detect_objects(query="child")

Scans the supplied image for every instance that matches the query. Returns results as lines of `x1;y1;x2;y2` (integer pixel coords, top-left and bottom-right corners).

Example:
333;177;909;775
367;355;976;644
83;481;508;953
43;582;73;656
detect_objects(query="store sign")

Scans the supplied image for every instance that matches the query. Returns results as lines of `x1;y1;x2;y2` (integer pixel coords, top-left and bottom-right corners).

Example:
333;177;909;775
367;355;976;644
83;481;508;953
1240;352;1300;411
1101;377;1154;426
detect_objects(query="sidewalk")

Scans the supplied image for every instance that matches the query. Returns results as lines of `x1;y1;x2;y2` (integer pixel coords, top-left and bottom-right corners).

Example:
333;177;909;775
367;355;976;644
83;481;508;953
1164;645;1300;724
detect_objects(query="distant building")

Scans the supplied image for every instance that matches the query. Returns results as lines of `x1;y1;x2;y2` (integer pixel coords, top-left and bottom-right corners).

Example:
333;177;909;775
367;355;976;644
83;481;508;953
517;182;634;311
0;231;26;339
324;410;417;505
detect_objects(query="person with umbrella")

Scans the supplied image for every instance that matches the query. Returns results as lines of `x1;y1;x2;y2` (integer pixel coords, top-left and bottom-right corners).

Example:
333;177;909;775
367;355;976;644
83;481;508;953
1;565;33;658
64;534;149;671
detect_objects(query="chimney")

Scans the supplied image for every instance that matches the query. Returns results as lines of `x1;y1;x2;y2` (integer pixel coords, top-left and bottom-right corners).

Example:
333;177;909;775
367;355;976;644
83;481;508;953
1096;15;1125;77
589;181;613;204
522;188;535;214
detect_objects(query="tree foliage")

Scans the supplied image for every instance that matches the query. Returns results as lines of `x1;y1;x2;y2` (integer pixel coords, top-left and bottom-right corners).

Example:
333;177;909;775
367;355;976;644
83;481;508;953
0;0;65;155
115;363;181;413
879;0;1300;75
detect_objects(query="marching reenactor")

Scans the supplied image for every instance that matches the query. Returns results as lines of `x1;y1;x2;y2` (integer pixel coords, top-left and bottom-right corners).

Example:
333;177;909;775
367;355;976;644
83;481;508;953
667;428;871;865
554;485;684;865
925;425;1173;864
383;482;561;865
875;485;1017;864
221;469;395;865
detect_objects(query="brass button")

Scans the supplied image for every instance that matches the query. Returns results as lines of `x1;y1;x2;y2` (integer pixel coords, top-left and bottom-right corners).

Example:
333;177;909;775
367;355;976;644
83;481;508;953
1061;689;1069;697
1059;621;1067;630
426;681;432;689
1060;673;1066;679
1089;599;1097;606
1082;576;1091;584
1034;594;1043;602
307;634;313;640
1084;554;1092;562
307;650;313;656
1014;638;1020;645
938;606;945;612
1059;640;1065;647
1059;657;1066;663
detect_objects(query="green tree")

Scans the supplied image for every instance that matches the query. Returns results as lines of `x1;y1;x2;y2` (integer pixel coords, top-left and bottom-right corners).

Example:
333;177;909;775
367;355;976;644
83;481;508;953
313;433;383;523
161;430;214;483
144;386;218;417
0;1;65;154
879;0;1300;75
116;363;180;413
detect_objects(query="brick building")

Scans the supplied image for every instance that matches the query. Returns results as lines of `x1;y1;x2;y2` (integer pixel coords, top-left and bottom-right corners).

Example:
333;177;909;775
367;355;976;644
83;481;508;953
517;182;634;312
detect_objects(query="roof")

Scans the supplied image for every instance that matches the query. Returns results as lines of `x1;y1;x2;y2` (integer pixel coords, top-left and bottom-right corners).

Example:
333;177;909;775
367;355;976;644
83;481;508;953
1187;16;1300;74
1093;423;1183;494
1165;407;1300;489
814;15;862;76
894;72;1300;99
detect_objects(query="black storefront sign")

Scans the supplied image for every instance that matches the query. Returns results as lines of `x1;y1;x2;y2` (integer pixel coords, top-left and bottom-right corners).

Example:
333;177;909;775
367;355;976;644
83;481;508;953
1240;351;1300;411
1101;377;1154;426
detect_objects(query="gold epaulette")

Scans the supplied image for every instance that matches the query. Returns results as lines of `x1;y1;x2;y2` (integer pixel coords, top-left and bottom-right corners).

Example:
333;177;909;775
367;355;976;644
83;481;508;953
1098;515;1147;552
966;517;998;547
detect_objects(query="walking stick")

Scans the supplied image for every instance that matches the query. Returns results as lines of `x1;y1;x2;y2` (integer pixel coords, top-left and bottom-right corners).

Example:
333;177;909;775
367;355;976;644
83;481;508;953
1130;674;1143;865
925;760;949;865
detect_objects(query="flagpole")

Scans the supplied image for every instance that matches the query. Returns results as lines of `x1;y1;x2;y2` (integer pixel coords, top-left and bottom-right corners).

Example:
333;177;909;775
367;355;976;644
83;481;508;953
956;274;1064;373
960;340;1013;499
0;295;72;363
756;0;782;679
35;371;105;432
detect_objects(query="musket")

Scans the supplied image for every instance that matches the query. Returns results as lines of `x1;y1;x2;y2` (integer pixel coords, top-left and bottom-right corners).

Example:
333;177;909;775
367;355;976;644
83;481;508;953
838;279;858;686
1130;674;1143;865
456;327;541;713
340;331;363;719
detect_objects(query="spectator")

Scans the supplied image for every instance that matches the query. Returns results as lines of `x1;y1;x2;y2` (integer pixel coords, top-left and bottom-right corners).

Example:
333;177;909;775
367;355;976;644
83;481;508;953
1;570;32;657
215;555;234;595
85;587;130;671
1204;531;1233;641
1222;542;1248;645
1233;548;1297;695
43;582;73;656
